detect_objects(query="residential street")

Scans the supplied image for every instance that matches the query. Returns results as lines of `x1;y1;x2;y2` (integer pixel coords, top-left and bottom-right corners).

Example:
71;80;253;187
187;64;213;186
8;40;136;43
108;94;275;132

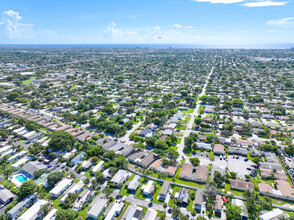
120;118;144;145
178;67;214;160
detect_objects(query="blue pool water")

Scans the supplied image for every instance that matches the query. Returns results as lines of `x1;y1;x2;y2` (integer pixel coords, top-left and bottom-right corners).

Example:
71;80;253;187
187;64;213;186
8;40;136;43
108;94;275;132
16;175;27;183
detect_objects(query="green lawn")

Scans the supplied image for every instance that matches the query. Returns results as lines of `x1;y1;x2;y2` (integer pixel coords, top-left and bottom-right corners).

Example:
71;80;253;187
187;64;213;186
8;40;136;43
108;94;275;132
120;175;135;196
84;170;91;178
187;191;196;212
152;182;164;204
198;105;204;114
169;186;180;207
117;202;131;219
76;204;89;220
181;108;194;114
171;146;178;151
134;177;149;200
22;77;36;84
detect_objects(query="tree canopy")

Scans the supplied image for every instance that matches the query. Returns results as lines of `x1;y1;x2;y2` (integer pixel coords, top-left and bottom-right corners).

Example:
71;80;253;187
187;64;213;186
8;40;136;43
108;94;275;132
48;130;76;152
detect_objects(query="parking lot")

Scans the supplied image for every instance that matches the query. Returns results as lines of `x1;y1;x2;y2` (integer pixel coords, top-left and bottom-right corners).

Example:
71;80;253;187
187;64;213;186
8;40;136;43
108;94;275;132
193;153;255;179
227;155;255;179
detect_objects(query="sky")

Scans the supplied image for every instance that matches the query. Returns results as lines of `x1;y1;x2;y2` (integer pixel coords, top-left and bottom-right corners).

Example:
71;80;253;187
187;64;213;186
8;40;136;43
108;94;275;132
0;0;293;47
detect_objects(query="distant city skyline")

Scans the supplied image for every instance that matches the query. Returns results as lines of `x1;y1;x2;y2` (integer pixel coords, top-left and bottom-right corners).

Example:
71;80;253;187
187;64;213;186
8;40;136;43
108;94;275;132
0;0;293;46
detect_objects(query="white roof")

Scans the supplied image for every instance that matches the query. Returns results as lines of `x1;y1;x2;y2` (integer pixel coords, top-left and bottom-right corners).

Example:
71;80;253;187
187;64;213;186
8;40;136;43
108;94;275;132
0;145;13;154
231;199;244;207
23;131;36;139
0;149;14;159
37;137;48;144
61;181;84;203
42;139;50;147
43;208;58;220
260;209;286;220
13;126;25;133
104;203;124;220
111;169;129;184
18;130;28;135
11;156;29;169
144;180;154;194
81;160;91;168
49;178;73;197
143;209;157;220
92;161;104;173
9;151;27;162
18;199;48;220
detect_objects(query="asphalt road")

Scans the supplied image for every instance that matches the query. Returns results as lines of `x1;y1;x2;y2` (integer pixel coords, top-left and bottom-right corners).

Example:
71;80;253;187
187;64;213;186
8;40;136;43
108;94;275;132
178;67;214;160
125;195;165;212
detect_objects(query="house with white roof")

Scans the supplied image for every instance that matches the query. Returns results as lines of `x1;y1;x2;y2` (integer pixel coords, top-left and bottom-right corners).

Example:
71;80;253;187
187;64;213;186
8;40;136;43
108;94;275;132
49;178;73;198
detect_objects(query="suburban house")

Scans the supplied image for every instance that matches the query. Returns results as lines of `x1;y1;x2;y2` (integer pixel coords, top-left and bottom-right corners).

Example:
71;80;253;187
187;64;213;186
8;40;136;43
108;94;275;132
127;175;140;192
176;187;189;204
179;163;197;181
87;196;108;219
43;208;58;220
194;190;203;211
143;209;157;220
103;202;125;220
0;184;15;205
122;205;143;220
228;147;248;156
260;209;289;220
158;181;170;201
60;181;84;204
49;178;74;198
18;199;48;220
232;199;248;220
230;179;254;192
22;161;47;179
92;161;104;174
214;194;222;214
7;193;37;219
142;180;154;196
195;166;209;183
213;144;225;155
196;142;212;151
71;152;86;165
111;169;129;187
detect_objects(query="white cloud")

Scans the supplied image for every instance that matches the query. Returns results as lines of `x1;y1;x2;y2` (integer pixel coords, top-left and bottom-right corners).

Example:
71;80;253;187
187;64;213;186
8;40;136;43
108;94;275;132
103;22;201;43
194;0;244;4
0;10;33;39
172;24;183;29
242;1;287;7
103;21;140;42
266;17;294;26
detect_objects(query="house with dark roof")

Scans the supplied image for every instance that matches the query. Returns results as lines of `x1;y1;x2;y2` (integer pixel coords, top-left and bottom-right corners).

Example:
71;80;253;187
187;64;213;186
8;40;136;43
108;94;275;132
0;184;15;205
158;181;170;201
176;188;189;204
213;144;225;155
230;179;254;191
195;166;209;183
122;205;143;220
214;194;222;214
194;190;203;210
22;161;47;178
139;128;152;137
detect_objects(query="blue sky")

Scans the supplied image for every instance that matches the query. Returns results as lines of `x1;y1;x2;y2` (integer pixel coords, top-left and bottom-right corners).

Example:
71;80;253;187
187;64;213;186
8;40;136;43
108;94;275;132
0;0;293;46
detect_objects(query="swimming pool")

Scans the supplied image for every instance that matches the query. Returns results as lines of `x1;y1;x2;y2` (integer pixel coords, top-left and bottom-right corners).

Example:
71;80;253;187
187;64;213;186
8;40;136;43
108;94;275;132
15;174;27;183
